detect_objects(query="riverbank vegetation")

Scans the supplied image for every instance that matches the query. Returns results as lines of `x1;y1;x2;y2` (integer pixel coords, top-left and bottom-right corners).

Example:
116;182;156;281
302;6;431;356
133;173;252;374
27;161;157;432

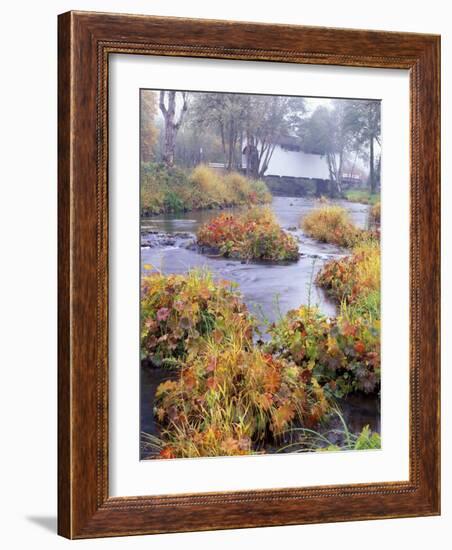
141;163;271;215
316;240;380;318
343;189;380;205
141;264;380;458
141;269;253;368
197;207;299;262
266;305;380;399
154;343;330;458
301;205;374;248
369;201;381;226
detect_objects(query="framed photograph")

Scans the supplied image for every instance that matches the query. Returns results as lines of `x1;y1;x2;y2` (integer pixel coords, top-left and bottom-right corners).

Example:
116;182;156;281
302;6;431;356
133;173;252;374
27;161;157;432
58;11;440;538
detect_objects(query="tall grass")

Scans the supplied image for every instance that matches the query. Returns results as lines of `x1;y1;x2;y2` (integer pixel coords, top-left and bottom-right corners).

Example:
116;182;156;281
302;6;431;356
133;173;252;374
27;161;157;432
154;335;330;458
301;205;370;248
141;163;271;215
343;189;380;205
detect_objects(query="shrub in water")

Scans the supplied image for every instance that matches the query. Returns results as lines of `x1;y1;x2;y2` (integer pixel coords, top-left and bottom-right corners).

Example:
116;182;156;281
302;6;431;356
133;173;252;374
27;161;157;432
197;207;299;262
301;205;370;248
141;269;254;367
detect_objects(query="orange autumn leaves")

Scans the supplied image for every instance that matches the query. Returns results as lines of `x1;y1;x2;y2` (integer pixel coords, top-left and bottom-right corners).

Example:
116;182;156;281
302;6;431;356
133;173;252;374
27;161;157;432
197;207;299;262
154;343;329;459
266;305;380;398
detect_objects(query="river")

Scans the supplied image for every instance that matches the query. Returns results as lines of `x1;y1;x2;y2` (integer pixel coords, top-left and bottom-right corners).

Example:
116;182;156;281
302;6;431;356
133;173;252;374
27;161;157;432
141;196;370;326
140;196;380;455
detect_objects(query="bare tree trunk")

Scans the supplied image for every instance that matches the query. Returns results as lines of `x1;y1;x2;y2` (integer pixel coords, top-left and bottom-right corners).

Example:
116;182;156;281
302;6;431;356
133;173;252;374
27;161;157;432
159;91;188;167
369;136;375;194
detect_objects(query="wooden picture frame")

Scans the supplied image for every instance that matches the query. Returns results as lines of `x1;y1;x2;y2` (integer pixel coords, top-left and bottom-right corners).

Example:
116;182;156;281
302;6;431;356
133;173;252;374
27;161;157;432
58;10;440;539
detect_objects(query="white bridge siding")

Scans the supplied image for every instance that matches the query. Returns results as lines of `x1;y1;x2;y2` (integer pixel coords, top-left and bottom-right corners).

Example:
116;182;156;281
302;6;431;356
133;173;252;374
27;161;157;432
241;145;331;180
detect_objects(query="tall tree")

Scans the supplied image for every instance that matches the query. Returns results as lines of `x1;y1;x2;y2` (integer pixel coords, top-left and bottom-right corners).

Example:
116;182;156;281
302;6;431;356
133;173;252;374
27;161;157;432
189;93;248;171
300;102;353;196
345;100;381;193
159;91;189;167
244;95;299;178
140;91;159;163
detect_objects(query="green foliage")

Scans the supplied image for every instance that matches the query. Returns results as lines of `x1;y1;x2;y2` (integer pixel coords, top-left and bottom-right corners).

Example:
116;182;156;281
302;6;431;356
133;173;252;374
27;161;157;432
301;205;375;248
266;305;380;398
354;425;381;450
316;240;380;319
344;189;380;205
141;269;253;367
277;409;381;453
197;207;299;262
140;163;271;215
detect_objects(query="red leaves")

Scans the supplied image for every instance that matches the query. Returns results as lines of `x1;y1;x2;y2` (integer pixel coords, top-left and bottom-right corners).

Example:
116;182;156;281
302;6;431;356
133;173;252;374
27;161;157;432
197;208;299;262
159;446;176;459
354;341;366;354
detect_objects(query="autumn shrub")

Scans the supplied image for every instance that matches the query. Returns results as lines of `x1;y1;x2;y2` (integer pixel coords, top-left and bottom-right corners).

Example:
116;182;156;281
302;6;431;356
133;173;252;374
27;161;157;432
266;305;380;398
141;269;254;367
301;206;371;248
316;240;380;318
154;338;330;458
197;207;299;262
140;162;271;215
369;201;381;226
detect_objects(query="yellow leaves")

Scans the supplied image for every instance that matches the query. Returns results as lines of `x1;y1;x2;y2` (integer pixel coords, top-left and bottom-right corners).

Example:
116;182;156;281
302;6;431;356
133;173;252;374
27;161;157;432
263;369;281;393
156;408;166;422
256;392;273;411
155;380;178;398
271;403;296;433
326;334;340;355
143;263;153;271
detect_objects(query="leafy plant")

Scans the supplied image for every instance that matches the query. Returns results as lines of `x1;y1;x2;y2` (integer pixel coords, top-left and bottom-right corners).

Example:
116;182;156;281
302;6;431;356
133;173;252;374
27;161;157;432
266;305;380;397
141;269;254;367
197;206;299;262
154;339;330;458
316;240;380;318
369;201;381;226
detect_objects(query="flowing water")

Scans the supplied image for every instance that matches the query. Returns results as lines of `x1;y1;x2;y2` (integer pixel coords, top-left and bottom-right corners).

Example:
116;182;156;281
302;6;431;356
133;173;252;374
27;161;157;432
140;196;380;455
141;197;370;325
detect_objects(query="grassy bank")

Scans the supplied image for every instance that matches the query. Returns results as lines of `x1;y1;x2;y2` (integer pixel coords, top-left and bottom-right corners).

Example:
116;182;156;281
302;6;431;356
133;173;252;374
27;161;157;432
141;163;271;215
197;207;299;262
343;189;380;205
